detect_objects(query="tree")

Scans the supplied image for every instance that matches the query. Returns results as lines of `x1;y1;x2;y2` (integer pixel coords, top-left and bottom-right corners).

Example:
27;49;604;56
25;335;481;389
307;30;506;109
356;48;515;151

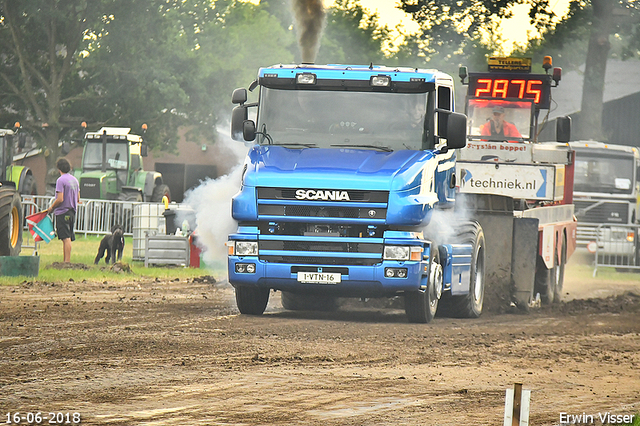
395;0;527;79
527;0;640;140
0;0;295;183
0;0;111;174
316;0;391;65
399;0;639;141
260;0;394;65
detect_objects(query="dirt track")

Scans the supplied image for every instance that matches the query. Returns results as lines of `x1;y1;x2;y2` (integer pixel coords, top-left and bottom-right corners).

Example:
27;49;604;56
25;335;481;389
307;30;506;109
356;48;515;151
1;261;640;426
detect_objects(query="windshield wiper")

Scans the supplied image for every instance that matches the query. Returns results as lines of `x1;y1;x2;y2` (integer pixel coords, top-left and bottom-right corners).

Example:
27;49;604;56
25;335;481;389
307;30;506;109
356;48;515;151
273;143;317;148
330;144;393;152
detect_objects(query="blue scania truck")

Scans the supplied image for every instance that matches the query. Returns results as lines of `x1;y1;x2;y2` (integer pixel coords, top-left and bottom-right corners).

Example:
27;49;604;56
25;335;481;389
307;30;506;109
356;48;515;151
226;62;572;323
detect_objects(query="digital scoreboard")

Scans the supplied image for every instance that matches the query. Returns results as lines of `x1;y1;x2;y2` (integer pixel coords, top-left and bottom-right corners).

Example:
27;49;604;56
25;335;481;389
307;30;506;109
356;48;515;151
467;73;552;109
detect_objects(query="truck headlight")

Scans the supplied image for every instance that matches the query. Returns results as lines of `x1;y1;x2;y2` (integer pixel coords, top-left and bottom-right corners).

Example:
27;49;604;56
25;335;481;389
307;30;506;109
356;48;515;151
235;241;258;256
384;246;410;260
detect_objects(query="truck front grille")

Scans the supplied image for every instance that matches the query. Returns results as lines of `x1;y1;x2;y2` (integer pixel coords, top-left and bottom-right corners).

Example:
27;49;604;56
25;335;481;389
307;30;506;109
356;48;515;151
258;205;386;219
260;256;380;266
80;178;101;199
574;200;629;224
257;187;389;222
258;236;383;266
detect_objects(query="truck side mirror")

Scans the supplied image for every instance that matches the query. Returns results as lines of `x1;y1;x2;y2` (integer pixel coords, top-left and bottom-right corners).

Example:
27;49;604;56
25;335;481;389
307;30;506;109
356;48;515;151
556;116;571;143
243;120;257;142
232;88;247;105
231;105;248;141
446;112;467;149
141;143;148;157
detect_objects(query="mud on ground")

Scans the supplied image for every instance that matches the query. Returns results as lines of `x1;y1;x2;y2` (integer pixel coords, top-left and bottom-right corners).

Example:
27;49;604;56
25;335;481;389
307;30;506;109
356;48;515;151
1;262;640;426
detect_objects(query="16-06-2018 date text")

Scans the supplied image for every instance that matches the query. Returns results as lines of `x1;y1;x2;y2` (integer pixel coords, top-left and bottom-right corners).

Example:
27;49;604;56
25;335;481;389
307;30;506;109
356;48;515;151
5;412;81;424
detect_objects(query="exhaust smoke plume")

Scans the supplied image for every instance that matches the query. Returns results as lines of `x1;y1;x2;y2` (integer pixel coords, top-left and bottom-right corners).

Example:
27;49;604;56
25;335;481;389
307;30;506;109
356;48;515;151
180;126;248;266
182;166;244;264
292;0;326;63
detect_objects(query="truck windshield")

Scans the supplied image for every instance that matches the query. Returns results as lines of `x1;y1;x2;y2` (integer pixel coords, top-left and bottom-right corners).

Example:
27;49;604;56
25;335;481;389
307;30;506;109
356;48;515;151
82;141;129;170
574;153;634;194
257;88;429;151
466;98;532;141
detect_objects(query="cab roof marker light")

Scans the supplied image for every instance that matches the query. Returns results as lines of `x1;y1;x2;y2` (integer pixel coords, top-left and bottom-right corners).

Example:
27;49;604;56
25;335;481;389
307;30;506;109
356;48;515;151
552;67;562;85
370;75;391;87
296;73;317;85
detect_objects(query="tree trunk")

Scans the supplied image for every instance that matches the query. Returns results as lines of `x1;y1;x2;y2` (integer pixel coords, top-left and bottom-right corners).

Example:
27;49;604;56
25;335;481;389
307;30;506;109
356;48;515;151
577;0;615;140
43;128;63;190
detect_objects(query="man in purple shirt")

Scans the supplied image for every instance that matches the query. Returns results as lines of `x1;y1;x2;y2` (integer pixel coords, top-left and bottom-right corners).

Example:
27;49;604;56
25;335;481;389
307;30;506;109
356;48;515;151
44;158;80;262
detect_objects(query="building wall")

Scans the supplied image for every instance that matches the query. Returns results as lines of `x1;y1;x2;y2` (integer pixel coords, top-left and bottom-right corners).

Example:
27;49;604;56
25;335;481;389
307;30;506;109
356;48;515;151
538;92;640;145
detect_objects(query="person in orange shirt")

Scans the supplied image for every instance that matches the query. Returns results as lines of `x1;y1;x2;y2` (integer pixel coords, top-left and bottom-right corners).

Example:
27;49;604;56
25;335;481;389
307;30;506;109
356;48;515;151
479;106;522;140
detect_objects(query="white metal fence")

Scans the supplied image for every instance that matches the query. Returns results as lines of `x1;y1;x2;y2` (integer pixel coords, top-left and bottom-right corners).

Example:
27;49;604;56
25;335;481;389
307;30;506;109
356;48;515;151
590;223;640;276
21;195;169;238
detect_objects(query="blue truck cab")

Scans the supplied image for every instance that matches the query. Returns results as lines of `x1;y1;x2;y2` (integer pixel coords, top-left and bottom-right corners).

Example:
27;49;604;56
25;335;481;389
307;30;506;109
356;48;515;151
227;64;486;323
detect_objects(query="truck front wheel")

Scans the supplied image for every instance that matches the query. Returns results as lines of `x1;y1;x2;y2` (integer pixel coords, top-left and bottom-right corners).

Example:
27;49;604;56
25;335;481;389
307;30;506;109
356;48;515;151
404;246;442;323
439;221;486;318
235;286;270;315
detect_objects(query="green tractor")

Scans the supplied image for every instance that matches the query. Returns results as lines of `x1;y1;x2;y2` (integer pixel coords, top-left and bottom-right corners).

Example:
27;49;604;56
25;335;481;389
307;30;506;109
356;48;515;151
0;127;37;196
0;129;24;256
73;126;171;202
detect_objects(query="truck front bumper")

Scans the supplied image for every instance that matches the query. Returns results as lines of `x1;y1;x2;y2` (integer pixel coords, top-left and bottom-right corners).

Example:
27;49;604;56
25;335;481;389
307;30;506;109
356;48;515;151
228;257;428;297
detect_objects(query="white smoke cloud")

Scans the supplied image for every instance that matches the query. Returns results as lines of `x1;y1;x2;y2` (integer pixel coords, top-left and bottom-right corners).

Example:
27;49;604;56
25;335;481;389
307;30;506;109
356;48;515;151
180;126;249;266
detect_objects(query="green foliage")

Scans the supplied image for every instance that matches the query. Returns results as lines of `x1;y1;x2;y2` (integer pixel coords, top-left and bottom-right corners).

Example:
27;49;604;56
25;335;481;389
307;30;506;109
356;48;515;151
316;0;391;65
522;1;639;71
391;0;507;74
0;0;295;160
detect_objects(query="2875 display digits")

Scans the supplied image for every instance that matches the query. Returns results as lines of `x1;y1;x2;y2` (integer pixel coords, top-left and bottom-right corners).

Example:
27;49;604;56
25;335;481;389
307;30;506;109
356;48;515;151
5;412;81;424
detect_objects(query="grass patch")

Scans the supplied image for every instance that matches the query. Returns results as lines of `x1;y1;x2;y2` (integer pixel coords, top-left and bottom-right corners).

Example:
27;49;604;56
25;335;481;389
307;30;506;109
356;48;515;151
567;255;640;283
0;232;224;285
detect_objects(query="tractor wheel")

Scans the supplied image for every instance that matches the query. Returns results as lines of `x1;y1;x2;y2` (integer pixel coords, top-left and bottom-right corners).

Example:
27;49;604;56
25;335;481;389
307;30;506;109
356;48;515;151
0;189;23;256
235;286;270;315
121;192;143;202
404;246;442;323
45;184;56;197
22;174;37;195
151;184;171;203
280;292;339;311
439;221;486;318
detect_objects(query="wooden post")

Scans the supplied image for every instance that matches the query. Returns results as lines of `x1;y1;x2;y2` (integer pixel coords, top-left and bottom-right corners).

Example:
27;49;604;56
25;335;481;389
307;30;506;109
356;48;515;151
504;383;531;426
512;383;522;426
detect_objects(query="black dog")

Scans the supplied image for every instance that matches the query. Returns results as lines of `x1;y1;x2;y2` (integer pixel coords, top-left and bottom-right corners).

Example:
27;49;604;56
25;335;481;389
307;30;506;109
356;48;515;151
95;224;125;264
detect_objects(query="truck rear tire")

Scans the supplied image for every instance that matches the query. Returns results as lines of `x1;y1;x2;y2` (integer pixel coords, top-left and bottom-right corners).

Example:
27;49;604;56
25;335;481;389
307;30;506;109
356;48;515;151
235;286;270;315
535;254;556;304
281;292;338;311
553;235;567;303
404;246;441;323
0;189;23;256
439;221;486;318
